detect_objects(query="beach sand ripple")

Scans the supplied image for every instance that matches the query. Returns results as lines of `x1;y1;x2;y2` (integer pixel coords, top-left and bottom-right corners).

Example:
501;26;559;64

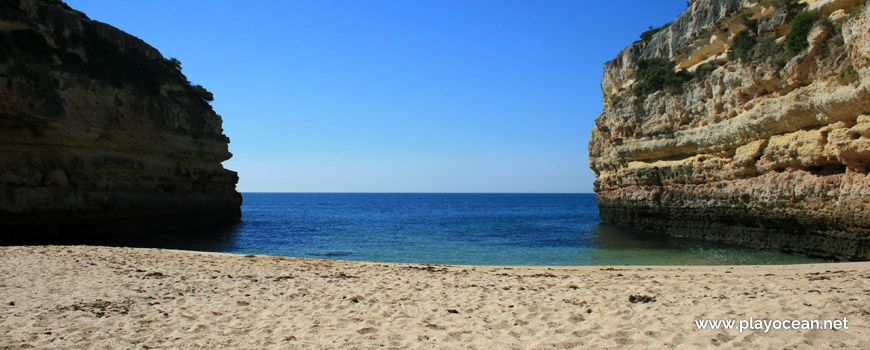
0;246;867;349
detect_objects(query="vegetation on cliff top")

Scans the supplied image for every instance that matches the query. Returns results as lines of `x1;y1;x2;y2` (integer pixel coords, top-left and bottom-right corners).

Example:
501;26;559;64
79;27;186;95
639;23;671;42
1;1;216;104
194;85;214;101
625;3;837;101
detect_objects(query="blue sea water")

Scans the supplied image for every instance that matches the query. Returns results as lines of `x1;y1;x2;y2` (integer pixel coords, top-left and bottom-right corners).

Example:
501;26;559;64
165;193;823;266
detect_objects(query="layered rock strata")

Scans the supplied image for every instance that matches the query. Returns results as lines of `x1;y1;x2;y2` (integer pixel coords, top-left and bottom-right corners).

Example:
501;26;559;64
0;0;241;240
590;0;870;260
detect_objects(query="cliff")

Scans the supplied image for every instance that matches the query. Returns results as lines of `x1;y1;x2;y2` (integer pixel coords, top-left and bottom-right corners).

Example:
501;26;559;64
589;0;870;260
0;0;241;240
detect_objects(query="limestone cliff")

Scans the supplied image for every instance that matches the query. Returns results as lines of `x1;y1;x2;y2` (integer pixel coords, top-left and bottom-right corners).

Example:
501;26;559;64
590;0;870;260
0;0;241;239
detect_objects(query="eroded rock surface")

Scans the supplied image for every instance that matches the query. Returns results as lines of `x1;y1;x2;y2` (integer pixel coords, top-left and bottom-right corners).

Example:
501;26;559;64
0;0;241;239
590;0;870;260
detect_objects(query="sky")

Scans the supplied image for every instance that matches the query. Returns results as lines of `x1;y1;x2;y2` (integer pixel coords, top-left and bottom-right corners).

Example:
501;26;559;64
65;0;687;193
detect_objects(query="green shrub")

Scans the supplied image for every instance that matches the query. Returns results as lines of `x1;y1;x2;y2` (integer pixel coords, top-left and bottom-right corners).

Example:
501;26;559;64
729;29;757;61
632;58;690;96
840;67;857;77
39;0;89;18
164;57;182;75
693;61;717;81
640;23;671;42
780;0;809;18
786;11;820;55
758;38;779;60
742;14;758;33
81;22;191;95
194;85;214;101
41;0;74;11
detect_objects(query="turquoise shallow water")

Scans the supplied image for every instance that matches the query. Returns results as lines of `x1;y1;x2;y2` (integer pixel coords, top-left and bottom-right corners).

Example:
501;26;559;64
152;193;823;266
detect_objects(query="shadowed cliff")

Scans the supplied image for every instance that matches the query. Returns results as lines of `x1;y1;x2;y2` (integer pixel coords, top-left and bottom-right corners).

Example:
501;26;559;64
0;0;242;241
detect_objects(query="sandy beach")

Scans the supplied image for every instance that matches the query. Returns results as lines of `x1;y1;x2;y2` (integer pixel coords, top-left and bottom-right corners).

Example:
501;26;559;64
0;246;867;349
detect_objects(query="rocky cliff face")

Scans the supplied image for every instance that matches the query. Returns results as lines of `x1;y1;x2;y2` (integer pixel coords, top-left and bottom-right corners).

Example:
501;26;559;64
0;0;241;239
590;0;870;260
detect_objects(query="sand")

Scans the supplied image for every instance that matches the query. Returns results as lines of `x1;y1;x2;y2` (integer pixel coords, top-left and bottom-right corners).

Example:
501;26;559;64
0;246;868;349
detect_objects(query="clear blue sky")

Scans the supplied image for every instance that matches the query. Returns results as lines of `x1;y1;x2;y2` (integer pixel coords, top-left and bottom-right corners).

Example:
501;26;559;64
66;0;687;193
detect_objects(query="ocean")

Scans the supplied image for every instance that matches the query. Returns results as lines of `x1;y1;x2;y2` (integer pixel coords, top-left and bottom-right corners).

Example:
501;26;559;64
152;193;823;266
